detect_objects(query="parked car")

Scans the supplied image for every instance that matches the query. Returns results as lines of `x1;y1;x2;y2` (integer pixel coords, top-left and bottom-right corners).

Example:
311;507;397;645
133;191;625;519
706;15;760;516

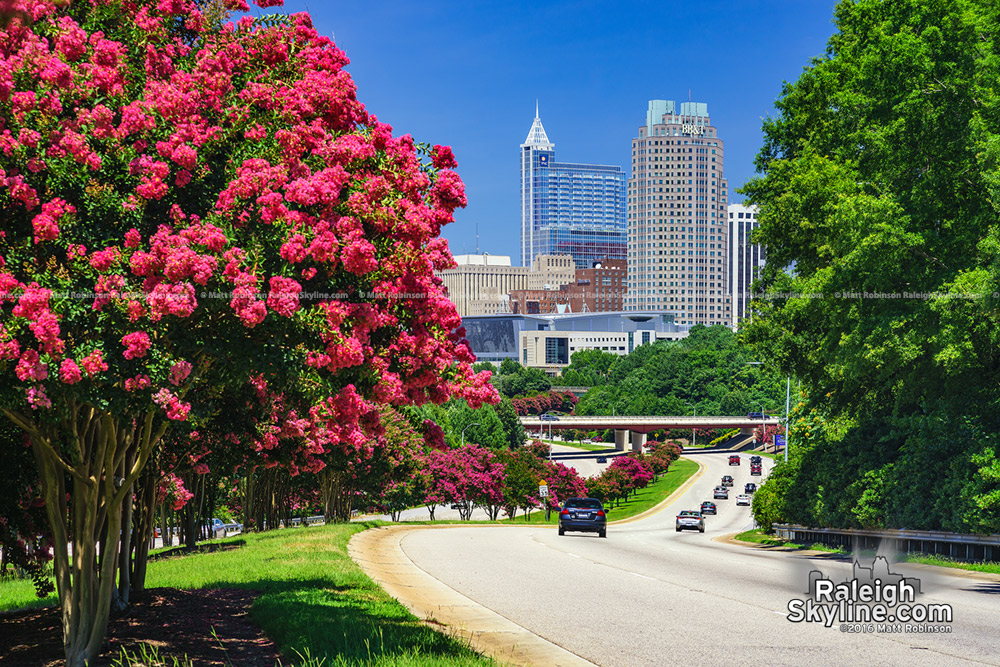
700;501;717;515
713;486;729;500
675;510;705;533
736;494;752;506
596;456;608;464
203;518;226;539
558;498;608;538
729;455;741;466
721;475;734;487
745;482;757;494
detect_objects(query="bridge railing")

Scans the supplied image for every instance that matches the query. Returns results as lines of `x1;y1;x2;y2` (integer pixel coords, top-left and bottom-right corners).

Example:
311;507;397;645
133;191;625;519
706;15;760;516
772;524;1000;563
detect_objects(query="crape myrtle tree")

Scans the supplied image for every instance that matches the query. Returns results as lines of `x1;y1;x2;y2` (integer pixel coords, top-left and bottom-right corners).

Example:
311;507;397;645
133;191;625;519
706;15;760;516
0;1;496;664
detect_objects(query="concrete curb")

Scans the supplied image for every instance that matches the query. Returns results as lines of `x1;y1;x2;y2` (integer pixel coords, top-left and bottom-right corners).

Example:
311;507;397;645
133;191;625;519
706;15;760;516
348;524;596;667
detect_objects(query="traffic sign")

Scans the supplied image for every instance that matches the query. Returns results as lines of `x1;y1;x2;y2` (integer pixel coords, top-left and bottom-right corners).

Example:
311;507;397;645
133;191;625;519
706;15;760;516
774;434;786;449
539;484;549;497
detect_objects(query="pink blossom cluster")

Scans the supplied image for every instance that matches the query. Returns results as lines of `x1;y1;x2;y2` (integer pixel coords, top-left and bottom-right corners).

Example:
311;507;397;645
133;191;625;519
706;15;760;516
153;388;190;421
121;331;151;359
168;360;192;386
31;198;75;244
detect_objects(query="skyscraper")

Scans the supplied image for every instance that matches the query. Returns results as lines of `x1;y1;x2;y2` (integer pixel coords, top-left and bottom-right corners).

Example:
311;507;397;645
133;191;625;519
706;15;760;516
520;105;627;269
626;100;731;325
727;203;765;328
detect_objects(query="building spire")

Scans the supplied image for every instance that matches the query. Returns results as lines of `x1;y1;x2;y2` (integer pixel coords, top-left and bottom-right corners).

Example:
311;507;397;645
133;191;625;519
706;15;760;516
522;101;554;149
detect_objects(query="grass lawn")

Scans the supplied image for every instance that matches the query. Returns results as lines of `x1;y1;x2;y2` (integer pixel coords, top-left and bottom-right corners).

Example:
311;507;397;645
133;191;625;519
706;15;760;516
542;439;610;451
901;554;1000;576
0;525;497;667
501;457;699;525
733;528;845;553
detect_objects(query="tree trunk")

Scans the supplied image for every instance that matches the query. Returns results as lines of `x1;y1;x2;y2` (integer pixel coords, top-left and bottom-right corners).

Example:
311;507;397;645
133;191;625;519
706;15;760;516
130;469;157;593
7;406;163;667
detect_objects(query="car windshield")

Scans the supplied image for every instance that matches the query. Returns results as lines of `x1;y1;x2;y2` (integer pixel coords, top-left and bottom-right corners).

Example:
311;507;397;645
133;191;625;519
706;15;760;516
564;498;602;509
679;511;700;517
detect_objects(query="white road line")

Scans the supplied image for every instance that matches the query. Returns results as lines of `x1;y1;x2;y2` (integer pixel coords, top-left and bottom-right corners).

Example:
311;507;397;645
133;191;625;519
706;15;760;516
631;572;656;580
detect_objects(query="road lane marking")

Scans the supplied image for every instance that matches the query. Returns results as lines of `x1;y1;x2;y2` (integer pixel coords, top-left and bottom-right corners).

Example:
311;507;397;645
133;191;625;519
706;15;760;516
631;573;656;580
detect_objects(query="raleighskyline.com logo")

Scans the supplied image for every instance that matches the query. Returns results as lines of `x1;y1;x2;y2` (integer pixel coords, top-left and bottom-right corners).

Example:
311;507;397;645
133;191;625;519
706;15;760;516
787;557;953;633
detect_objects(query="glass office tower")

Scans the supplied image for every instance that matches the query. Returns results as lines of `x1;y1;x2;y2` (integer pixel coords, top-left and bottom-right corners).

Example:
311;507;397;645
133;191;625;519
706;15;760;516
520;106;627;269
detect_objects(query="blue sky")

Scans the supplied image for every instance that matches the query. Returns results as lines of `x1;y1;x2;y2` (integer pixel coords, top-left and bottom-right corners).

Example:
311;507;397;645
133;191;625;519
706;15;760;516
278;0;840;263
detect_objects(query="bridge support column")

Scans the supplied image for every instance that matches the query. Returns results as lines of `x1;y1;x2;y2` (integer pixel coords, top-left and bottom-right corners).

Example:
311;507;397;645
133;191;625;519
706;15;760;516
631;431;647;452
614;429;628;451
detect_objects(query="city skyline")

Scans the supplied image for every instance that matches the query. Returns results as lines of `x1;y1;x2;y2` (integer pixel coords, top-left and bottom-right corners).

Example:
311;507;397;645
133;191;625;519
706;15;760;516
276;0;839;261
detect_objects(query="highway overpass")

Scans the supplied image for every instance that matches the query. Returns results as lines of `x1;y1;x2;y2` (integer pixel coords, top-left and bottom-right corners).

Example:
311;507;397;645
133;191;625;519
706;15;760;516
520;415;782;451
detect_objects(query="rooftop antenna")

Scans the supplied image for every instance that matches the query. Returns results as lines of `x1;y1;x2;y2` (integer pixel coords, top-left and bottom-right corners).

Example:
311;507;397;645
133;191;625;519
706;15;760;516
535;99;539;118
476;222;480;254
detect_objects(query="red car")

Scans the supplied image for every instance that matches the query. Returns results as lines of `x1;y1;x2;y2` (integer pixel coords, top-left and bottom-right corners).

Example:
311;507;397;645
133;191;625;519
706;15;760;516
729;455;741;466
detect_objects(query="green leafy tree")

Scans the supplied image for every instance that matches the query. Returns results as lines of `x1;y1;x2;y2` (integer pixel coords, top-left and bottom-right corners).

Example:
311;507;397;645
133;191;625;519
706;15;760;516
741;0;1000;533
495;397;527;450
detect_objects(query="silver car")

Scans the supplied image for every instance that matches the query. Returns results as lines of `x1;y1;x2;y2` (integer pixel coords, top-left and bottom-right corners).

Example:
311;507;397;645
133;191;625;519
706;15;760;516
675;510;705;533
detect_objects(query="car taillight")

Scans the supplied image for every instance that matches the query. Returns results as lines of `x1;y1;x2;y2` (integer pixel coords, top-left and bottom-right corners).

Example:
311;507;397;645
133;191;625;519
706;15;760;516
596;510;605;517
560;509;569;516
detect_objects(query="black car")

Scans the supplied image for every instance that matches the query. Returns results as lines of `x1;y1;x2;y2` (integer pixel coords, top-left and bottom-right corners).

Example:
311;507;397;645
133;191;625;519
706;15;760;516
745;482;757;494
558;498;608;537
750;455;762;464
596;456;608;464
700;501;717;515
748;412;765;419
721;475;734;487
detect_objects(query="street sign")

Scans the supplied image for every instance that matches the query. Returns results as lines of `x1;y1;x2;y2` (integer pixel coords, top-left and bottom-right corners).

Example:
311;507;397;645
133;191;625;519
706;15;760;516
539;484;549;497
774;434;786;449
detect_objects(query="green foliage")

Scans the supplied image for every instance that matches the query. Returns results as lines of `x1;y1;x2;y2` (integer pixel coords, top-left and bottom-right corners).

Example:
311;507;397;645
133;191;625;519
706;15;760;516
553;349;618;387
709;429;741;447
741;0;1000;534
494;398;526;450
498;365;551;398
573;327;785;417
444;401;506;449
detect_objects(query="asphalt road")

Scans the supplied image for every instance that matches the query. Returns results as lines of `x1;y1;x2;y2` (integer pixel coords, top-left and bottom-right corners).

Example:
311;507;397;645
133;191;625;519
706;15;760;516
398;453;1000;666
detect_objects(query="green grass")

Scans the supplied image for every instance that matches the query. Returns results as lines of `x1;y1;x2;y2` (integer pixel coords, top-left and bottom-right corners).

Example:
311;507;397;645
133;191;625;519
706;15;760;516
542;439;610;451
0;574;57;610
501;458;699;524
732;528;845;553
0;525;497;667
901;554;1000;576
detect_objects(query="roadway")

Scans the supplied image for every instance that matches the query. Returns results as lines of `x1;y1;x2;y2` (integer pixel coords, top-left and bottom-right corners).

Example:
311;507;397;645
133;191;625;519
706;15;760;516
391;453;1000;666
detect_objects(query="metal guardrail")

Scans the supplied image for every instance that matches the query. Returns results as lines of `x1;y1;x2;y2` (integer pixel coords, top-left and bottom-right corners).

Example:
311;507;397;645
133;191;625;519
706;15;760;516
773;524;1000;562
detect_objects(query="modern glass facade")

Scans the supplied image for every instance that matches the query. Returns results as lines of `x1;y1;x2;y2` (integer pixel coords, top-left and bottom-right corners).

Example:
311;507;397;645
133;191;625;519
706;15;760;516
626;99;732;326
520;109;627;269
727;204;765;328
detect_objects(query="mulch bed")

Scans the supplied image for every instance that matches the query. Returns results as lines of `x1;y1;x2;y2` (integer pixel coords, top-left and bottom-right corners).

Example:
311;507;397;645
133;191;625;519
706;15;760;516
0;588;283;666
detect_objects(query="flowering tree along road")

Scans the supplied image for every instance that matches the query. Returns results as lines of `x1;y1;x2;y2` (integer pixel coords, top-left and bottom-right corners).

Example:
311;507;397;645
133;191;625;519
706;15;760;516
0;1;495;664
